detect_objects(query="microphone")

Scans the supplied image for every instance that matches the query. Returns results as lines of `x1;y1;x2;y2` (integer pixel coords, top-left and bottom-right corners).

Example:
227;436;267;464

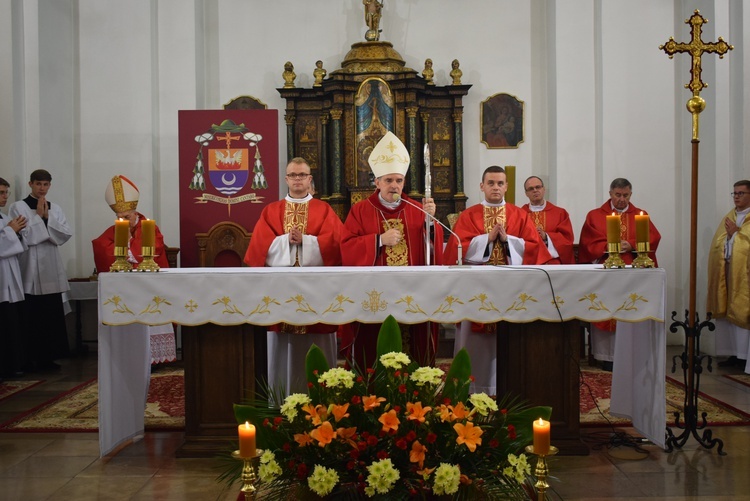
393;194;463;266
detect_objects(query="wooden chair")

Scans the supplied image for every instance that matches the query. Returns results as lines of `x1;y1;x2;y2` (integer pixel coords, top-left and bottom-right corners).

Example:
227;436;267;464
195;221;252;267
165;246;180;268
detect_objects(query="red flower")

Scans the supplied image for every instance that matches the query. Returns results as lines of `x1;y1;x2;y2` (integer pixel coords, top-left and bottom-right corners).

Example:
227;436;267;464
469;375;476;382
396;438;408;450
399;384;407;394
349;449;360;459
367;435;379;447
395;371;401;377
366;368;375;374
307;382;314;389
296;463;308;478
356;376;364;383
273;416;283;425
357;441;367;451
351;395;361;405
406;430;417;442
376;450;389;459
347;460;356;470
507;424;517;440
443;397;452;406
501;408;508;415
413;390;419;396
489;439;499;448
426;433;437;444
313;370;319;375
282;443;291;452
262;418;270;426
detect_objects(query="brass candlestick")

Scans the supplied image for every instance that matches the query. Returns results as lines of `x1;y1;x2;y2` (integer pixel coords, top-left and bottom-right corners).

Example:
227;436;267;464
603;242;626;269
525;444;559;501
232;449;261;500
136;246;160;272
632;241;655;268
109;246;133;272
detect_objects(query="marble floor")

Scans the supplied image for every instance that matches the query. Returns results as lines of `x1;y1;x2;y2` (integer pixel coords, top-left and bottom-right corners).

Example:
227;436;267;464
1;346;750;500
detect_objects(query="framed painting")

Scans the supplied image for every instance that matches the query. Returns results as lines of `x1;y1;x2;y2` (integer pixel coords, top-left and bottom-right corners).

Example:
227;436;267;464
481;93;524;149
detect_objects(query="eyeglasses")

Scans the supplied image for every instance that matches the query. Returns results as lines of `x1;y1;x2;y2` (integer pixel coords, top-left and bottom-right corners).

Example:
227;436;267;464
731;191;749;197
525;185;543;192
286;173;311;180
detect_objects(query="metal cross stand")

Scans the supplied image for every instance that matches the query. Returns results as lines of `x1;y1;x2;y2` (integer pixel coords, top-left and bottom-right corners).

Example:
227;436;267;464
659;9;732;454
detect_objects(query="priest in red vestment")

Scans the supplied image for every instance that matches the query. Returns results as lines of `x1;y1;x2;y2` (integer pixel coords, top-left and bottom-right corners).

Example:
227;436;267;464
444;166;552;395
520;175;575;264
92;175;175;364
341;131;443;368
92;175;169;273
244;157;344;395
578;177;661;370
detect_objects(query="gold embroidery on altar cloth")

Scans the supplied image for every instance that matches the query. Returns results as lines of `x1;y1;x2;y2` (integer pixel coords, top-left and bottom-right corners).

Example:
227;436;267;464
530;211;545;231
382;218;408;266
285;201;309;266
484;206;507;265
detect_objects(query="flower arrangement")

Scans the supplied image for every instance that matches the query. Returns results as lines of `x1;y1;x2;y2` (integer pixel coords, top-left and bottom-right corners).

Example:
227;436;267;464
227;315;552;499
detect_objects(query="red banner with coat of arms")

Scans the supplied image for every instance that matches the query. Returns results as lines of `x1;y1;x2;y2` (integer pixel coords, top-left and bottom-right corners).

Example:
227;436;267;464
178;110;279;267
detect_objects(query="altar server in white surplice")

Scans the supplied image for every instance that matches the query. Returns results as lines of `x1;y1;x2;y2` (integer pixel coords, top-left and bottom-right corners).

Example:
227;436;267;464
244;157;344;396
0;177;28;378
9;169;73;371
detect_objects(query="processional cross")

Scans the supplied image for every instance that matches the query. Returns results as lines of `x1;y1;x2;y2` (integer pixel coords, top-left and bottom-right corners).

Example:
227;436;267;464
659;10;732;455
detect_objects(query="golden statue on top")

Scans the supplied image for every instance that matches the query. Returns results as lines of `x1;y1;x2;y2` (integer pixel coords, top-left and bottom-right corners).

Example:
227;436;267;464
363;0;384;41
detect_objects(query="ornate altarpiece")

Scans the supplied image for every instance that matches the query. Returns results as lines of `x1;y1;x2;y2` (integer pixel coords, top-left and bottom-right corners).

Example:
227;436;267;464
278;41;471;227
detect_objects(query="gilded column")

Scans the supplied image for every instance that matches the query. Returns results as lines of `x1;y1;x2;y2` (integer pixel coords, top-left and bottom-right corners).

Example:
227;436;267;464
406;106;420;197
453;110;466;197
319;113;330;197
328;108;345;219
284;114;296;162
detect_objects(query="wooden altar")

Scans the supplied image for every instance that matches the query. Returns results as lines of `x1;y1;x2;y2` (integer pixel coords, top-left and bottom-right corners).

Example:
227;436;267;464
277;41;471;226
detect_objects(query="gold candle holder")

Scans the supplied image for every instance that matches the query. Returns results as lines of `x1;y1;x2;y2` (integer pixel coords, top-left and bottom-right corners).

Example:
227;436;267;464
232;449;261;500
109;246;133;272
525;444;559;501
136;246;160;272
632;241;655;268
603;242;626;269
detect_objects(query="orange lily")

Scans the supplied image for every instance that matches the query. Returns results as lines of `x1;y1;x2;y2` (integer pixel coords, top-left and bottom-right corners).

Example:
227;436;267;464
336;426;358;447
310;420;337;447
331;403;350;422
409;440;427;469
416;466;436;479
454;421;483;452
294;432;314;447
438;404;453;422
451;402;471;421
363;394;386;412
406;402;432;423
378;409;400;432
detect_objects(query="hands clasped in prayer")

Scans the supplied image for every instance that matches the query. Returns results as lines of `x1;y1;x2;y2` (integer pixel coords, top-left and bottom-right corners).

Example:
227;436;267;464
288;226;303;245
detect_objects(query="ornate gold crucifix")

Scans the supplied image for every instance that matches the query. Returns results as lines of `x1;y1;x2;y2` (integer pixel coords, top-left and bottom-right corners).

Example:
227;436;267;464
660;10;733;139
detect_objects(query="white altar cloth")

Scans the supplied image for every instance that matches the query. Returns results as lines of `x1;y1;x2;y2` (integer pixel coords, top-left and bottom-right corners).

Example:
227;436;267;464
97;265;667;455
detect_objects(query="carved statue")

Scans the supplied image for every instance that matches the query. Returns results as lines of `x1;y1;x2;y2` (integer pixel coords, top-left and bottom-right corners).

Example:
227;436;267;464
422;58;435;85
313;60;327;87
450;59;463;86
282;61;296;89
363;0;383;41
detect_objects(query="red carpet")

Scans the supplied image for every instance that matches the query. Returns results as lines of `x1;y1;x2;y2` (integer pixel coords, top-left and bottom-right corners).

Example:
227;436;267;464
0;380;44;402
0;367;184;432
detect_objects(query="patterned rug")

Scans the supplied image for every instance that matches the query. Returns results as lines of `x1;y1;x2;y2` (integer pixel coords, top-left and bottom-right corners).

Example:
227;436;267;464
0;380;44;402
723;373;750;389
0;367;184;432
581;368;750;427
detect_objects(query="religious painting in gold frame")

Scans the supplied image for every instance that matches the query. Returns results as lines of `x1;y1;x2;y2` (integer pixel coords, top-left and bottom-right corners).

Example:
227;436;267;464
481;93;524;149
354;77;395;185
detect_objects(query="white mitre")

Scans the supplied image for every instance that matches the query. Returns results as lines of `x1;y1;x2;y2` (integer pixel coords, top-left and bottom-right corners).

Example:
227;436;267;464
368;131;410;178
105;175;140;213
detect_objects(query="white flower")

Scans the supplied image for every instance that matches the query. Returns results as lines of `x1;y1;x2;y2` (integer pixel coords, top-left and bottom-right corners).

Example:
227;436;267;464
379;352;411;370
280;393;311;422
258;451;282;482
469;392;499;416
365;458;400;496
503;453;531;485
307;464;339;497
432;463;461;495
410;366;445;386
317;367;356;389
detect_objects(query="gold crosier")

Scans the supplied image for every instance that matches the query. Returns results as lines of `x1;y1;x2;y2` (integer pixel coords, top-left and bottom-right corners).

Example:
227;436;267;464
282;200;310;334
382;217;408;266
484;206;507;265
660;10;732;453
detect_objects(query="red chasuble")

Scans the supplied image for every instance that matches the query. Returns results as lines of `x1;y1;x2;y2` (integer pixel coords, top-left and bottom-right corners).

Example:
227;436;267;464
444;203;552;266
244;198;342;267
340;191;444;367
244;198;343;335
578;201;661;266
521;201;576;264
92;212;169;273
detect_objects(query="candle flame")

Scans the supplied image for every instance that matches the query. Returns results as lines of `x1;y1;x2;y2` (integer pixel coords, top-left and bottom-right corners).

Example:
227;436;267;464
640;211;644;216
244;421;251;429
537;418;544;425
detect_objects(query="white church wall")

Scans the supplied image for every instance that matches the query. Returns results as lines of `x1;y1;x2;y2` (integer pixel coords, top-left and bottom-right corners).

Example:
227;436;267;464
0;0;747;336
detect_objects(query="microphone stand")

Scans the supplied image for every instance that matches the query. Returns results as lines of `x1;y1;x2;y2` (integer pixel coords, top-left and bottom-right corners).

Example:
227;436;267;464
395;194;463;266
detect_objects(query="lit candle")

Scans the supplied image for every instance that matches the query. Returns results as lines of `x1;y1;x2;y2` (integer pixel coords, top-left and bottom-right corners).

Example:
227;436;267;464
238;421;256;458
635;211;650;244
114;218;129;248
606;212;620;245
533;418;550;455
141;219;156;247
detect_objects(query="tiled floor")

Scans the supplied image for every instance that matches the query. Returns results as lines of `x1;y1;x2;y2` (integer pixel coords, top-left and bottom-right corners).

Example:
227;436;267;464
1;346;750;500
